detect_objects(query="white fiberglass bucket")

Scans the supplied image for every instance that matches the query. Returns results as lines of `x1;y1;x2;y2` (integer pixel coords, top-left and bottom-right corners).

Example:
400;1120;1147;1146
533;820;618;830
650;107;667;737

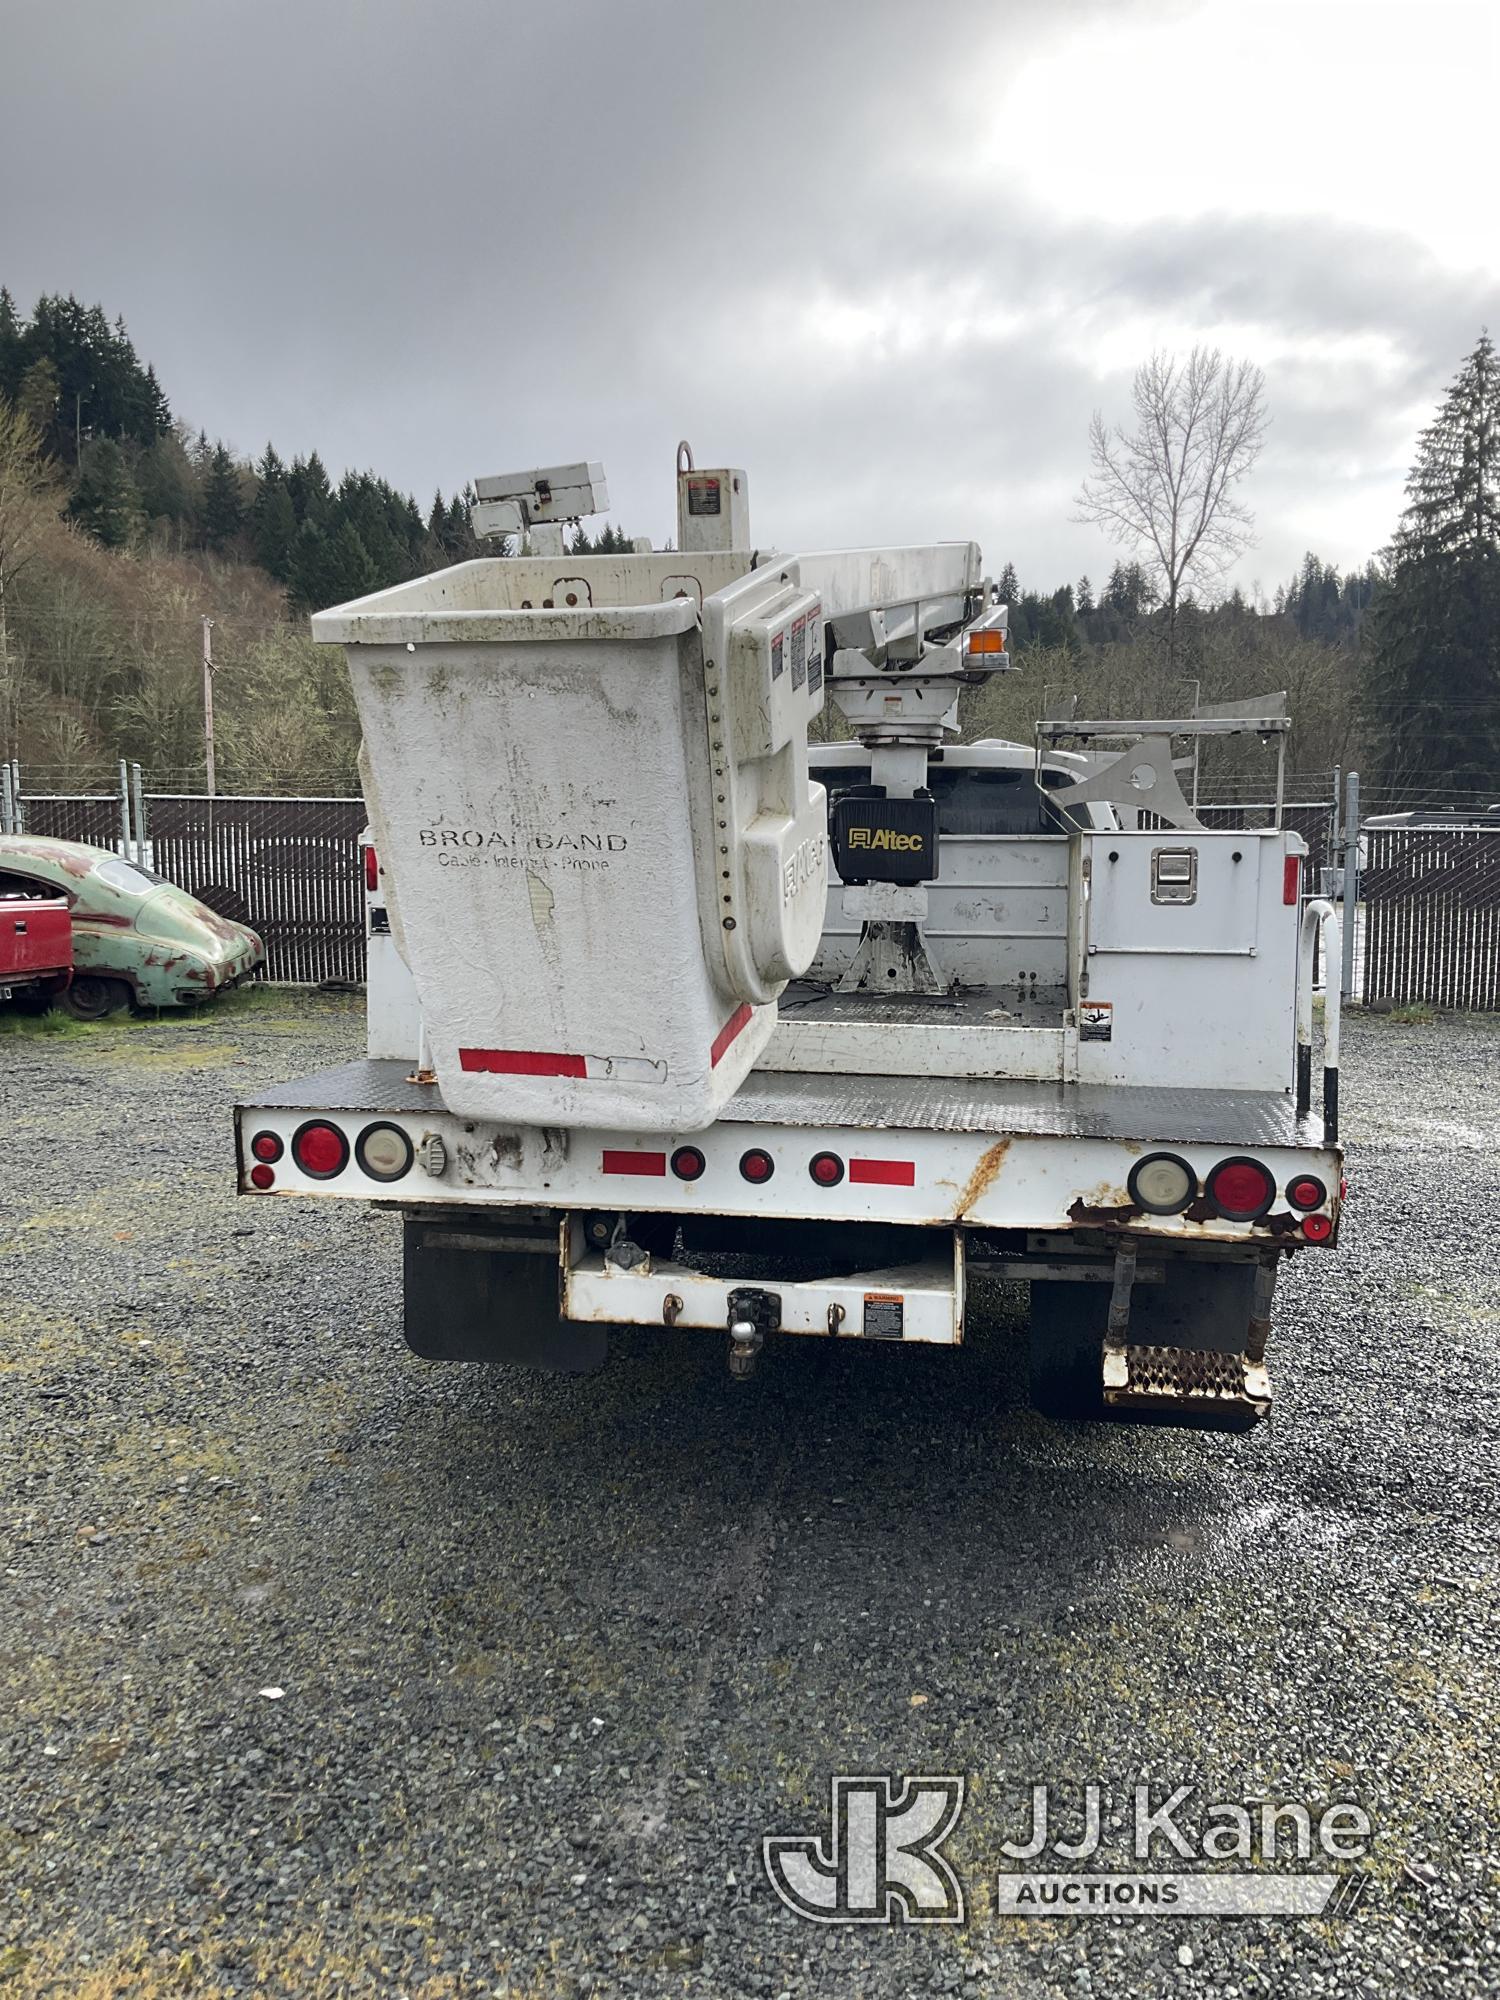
313;552;828;1133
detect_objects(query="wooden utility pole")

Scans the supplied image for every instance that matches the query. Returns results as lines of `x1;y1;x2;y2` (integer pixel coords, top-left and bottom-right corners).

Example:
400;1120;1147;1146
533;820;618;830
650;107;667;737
202;615;217;797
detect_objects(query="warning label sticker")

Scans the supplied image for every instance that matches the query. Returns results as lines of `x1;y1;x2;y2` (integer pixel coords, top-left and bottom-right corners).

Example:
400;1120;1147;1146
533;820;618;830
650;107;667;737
863;1292;905;1340
790;616;807;691
1079;1001;1113;1042
686;476;721;516
771;631;784;680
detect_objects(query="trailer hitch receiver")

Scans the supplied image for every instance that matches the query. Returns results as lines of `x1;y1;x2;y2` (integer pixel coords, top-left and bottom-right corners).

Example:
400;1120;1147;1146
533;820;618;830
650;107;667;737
726;1286;781;1379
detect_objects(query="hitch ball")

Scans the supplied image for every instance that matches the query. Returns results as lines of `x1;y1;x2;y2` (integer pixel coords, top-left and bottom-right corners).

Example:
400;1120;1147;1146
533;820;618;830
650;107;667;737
728;1318;764;1379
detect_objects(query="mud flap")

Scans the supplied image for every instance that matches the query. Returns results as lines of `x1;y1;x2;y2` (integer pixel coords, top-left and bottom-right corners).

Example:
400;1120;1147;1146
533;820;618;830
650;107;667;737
402;1219;607;1373
1031;1254;1274;1430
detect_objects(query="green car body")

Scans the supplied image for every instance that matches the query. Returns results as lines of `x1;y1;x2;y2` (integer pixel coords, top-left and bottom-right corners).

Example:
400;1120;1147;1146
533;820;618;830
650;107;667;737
0;835;263;1016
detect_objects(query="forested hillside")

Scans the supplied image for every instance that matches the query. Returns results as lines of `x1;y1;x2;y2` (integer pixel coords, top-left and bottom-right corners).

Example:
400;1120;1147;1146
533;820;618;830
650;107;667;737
0;290;1494;805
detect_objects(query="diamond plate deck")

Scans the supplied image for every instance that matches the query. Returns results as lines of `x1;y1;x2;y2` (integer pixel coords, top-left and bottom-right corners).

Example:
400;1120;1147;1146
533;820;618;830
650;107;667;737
243;1057;1323;1148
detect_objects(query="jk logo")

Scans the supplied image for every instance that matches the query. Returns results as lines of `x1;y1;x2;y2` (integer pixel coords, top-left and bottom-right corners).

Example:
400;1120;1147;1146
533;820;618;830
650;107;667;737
762;1775;966;1925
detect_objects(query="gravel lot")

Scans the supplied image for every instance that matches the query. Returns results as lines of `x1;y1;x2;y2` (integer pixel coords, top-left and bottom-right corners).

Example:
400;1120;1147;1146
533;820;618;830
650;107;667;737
1;993;1496;1999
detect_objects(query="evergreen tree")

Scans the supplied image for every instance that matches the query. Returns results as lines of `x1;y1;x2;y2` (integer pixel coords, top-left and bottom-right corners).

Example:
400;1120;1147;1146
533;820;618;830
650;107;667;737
1076;574;1094;616
996;561;1020;603
69;437;142;548
0;288;20;401
289;516;377;609
288;450;333;526
200;442;246;550
1368;331;1500;789
253;478;298;581
136;434;195;530
17;356;59;437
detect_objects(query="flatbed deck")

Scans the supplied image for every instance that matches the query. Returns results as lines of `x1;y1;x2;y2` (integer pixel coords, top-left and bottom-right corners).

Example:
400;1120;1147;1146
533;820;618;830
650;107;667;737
244;1056;1325;1150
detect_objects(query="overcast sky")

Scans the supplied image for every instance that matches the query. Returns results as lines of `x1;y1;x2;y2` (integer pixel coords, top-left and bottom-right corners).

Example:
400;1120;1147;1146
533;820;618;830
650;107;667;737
2;0;1496;597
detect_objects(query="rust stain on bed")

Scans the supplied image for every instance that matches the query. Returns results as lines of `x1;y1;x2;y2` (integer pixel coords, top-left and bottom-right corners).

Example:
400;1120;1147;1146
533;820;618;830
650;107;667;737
954;1138;1011;1219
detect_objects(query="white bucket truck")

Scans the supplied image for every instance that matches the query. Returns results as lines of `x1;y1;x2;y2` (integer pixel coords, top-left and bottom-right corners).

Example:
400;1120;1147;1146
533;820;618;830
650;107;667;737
235;449;1343;1427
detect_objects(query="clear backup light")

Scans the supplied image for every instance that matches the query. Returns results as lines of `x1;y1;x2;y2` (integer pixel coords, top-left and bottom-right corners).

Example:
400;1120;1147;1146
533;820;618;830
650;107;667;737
355;1121;413;1183
1127;1153;1195;1215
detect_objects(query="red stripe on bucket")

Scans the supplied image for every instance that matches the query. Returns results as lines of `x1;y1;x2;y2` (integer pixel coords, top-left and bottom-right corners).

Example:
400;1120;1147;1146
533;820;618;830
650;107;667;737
849;1158;916;1186
602;1150;667;1176
459;1047;588;1078
710;1003;754;1068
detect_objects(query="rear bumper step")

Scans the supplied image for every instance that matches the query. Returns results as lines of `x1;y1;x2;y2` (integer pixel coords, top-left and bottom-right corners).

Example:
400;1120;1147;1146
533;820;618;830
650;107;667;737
1102;1341;1272;1422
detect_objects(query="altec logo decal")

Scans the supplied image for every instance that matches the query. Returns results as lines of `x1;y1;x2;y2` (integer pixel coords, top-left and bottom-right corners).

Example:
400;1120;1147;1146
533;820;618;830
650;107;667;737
847;827;924;852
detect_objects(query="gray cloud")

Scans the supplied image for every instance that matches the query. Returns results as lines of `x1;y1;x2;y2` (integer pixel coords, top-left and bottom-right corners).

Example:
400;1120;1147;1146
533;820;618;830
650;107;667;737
1;0;1493;596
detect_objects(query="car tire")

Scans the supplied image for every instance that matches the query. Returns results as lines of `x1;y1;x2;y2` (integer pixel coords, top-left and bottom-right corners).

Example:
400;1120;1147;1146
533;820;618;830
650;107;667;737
59;975;131;1021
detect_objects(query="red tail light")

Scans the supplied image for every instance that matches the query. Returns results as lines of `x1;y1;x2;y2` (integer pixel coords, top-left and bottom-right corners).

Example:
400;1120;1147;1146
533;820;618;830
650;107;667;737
809;1151;845;1186
671;1146;707;1182
1287;1175;1327;1211
291;1120;349;1179
1205;1156;1275;1220
250;1131;283;1164
364;846;380;893
739;1148;775;1184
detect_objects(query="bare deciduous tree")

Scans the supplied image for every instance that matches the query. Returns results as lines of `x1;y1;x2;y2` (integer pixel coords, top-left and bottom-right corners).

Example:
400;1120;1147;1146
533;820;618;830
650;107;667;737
1075;347;1268;667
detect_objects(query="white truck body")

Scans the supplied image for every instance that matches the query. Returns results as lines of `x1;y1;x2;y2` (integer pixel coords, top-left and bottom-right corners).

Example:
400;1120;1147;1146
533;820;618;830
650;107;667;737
237;453;1343;1428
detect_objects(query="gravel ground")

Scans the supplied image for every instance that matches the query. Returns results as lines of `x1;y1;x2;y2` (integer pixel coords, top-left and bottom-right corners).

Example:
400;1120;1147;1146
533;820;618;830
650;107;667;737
1;993;1496;1999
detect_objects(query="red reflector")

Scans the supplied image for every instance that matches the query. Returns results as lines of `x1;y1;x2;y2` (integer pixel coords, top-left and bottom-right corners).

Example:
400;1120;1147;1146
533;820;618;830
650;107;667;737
1206;1157;1274;1219
849;1158;916;1187
711;1003;754;1068
250;1131;283;1164
292;1120;348;1178
809;1151;845;1186
249;1163;275;1191
364;846;379;893
1301;1213;1333;1242
739;1148;775;1184
1283;854;1301;905
460;1047;588;1078
602;1150;666;1176
670;1146;706;1182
